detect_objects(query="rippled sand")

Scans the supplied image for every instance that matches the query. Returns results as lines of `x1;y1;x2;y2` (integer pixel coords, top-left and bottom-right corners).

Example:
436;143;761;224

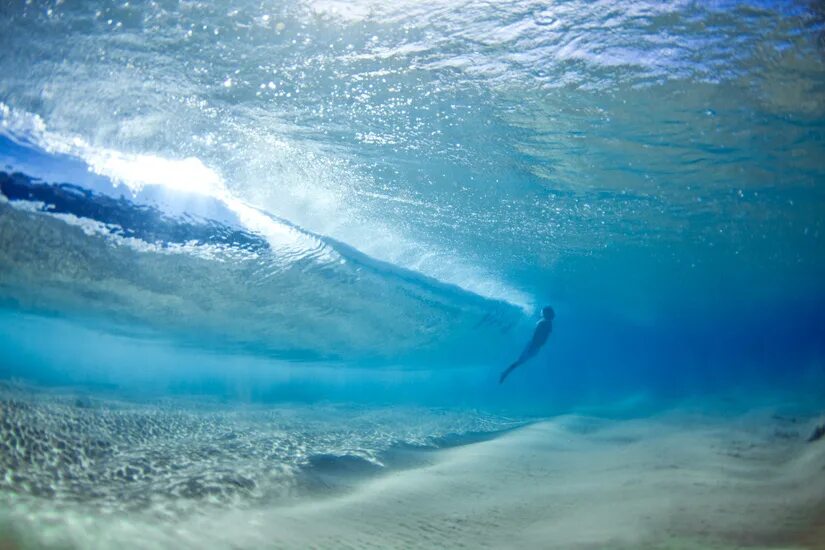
1;388;823;549
164;412;824;550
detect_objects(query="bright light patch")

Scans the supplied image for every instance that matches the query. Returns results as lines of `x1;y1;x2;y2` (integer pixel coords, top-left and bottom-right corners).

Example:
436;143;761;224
85;151;225;197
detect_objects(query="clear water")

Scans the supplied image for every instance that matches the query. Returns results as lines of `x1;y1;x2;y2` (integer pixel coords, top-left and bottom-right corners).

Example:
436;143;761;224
0;0;824;546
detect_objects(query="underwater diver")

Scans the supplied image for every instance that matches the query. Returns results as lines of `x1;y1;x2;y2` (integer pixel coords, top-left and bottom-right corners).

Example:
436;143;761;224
499;306;554;384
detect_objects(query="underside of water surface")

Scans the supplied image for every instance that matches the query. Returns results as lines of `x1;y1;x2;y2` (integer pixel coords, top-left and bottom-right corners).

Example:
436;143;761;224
0;1;824;548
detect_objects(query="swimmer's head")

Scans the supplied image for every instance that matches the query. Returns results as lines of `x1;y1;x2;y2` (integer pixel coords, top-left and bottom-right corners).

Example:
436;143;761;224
542;306;555;320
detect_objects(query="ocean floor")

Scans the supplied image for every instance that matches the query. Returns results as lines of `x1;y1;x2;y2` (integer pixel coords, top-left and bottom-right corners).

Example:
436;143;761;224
1;384;824;550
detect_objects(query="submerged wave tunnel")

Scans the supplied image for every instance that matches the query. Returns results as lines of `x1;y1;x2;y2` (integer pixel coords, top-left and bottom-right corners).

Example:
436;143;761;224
1;117;822;406
0;131;523;369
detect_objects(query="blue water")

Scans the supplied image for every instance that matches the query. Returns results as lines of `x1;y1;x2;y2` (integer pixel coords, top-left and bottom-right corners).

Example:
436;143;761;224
1;1;824;546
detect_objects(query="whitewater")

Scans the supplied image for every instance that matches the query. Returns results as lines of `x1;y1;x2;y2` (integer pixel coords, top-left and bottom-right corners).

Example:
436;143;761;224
1;1;824;548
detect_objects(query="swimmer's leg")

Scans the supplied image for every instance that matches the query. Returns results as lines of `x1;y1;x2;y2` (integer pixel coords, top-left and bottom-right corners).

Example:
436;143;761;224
499;360;521;384
499;347;538;384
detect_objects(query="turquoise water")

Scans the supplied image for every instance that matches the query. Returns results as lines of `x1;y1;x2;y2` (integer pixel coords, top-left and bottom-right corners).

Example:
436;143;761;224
1;1;824;546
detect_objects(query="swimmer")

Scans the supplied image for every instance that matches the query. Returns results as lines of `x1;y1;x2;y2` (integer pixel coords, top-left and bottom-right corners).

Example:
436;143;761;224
499;306;554;384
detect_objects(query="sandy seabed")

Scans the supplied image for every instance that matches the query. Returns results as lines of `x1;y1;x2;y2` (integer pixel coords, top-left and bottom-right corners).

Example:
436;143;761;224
3;400;824;550
179;413;825;550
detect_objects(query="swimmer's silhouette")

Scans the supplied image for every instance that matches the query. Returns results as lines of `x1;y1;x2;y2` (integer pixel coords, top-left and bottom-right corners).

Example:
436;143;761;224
499;306;554;384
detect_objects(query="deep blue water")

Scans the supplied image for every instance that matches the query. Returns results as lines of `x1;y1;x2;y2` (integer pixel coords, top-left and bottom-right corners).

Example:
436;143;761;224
0;3;824;539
